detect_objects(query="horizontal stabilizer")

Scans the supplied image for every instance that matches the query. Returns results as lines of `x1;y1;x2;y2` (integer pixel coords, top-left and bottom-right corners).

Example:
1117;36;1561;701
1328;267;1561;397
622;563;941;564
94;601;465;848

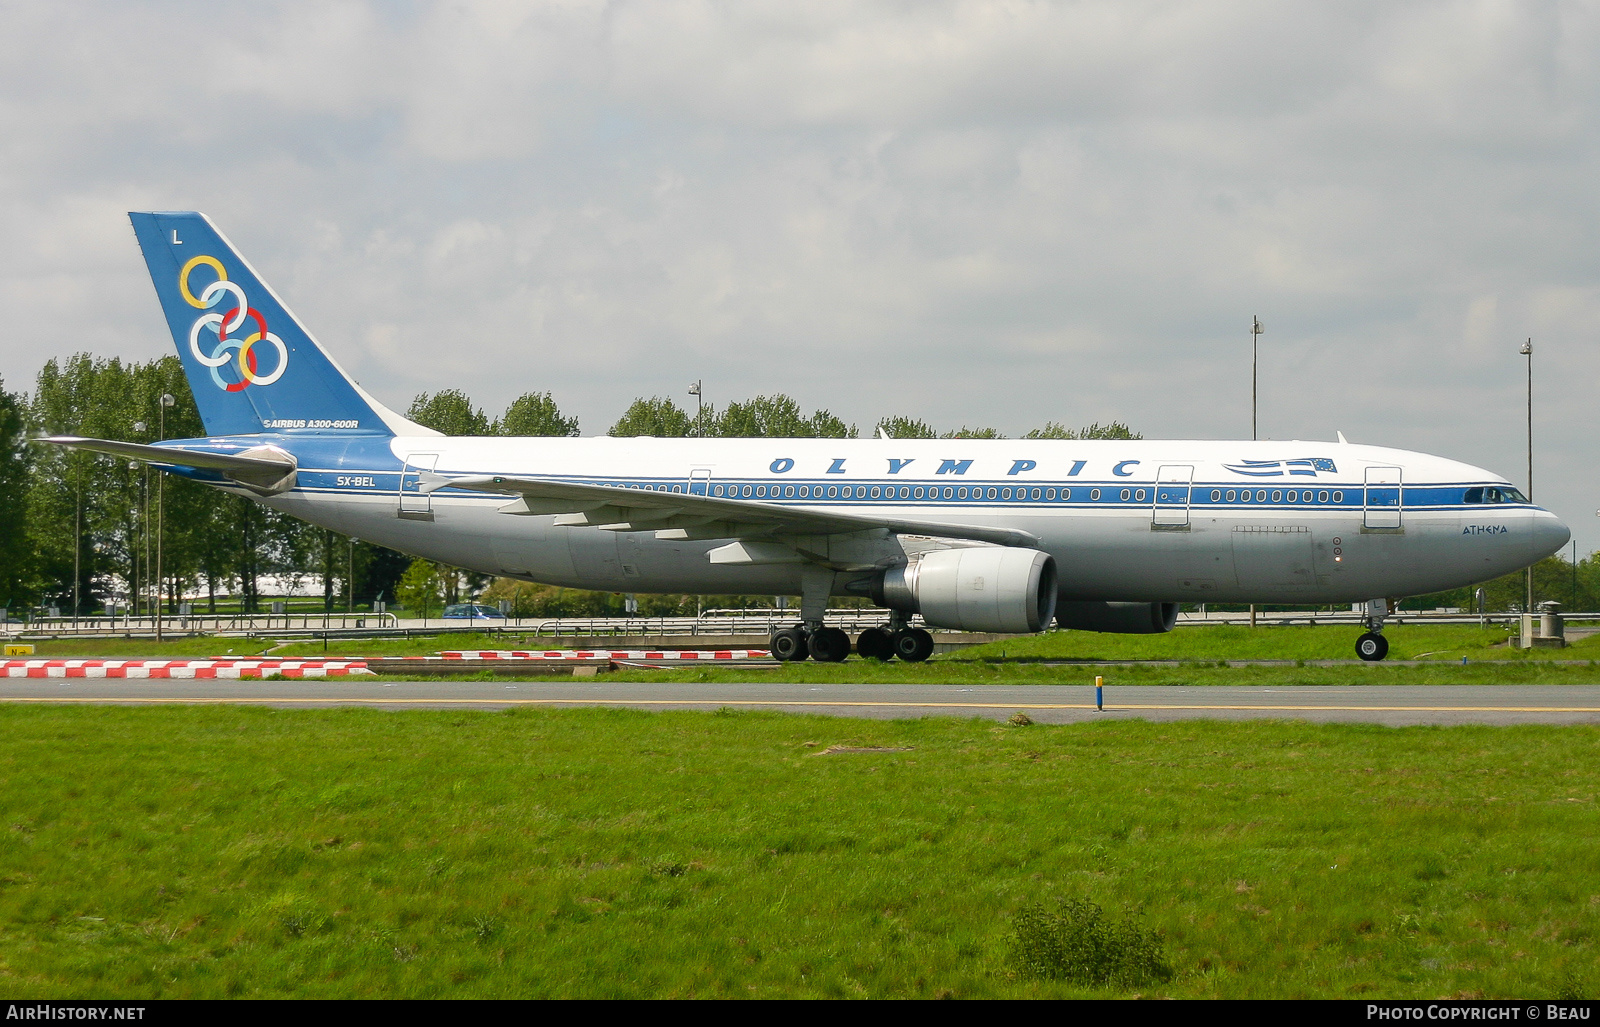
36;436;298;495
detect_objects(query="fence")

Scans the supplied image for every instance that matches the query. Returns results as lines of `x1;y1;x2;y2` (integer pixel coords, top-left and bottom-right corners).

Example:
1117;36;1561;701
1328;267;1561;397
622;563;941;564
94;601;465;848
6;605;1596;640
11;611;400;635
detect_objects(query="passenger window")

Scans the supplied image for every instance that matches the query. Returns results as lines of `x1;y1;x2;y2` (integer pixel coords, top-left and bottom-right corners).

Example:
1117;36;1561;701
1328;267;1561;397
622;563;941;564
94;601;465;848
987;487;998;500
756;485;767;497
784;485;794;498
1211;490;1221;501
742;485;753;497
1332;491;1343;503
870;486;880;499
943;487;953;499
1134;489;1146;502
1271;490;1281;502
1317;490;1329;503
827;486;838;498
1031;488;1041;500
1046;487;1056;500
1091;488;1101;501
1119;488;1130;501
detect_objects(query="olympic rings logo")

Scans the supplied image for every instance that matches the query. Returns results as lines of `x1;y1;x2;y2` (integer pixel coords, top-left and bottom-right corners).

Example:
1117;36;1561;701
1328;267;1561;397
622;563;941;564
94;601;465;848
179;255;287;391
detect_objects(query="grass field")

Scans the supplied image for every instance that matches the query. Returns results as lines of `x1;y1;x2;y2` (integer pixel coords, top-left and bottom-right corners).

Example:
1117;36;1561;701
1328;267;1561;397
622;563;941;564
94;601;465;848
954;623;1600;663
0;706;1595;998
9;625;1600;687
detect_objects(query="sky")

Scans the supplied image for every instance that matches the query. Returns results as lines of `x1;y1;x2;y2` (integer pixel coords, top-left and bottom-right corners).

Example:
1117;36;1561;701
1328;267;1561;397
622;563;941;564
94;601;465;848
2;1;1596;557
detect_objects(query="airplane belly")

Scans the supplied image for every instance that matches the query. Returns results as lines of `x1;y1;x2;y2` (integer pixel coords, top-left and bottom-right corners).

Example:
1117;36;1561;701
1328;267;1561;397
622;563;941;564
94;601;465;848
1231;524;1316;595
490;521;581;586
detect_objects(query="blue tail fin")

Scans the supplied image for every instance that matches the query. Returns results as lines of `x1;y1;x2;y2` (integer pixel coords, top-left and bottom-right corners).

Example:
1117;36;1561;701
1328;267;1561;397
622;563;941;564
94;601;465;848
129;211;427;438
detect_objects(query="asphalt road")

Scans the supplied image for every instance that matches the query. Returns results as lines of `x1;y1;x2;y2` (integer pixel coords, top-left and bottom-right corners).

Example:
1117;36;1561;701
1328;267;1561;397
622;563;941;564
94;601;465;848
4;680;1600;725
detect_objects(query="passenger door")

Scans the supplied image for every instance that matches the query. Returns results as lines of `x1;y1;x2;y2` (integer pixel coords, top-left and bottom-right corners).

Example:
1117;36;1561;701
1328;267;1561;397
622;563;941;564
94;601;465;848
398;453;438;520
1363;466;1402;531
1152;464;1194;530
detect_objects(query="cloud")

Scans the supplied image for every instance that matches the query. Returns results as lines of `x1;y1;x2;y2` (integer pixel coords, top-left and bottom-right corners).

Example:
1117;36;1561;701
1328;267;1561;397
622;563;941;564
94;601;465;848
1;0;1597;552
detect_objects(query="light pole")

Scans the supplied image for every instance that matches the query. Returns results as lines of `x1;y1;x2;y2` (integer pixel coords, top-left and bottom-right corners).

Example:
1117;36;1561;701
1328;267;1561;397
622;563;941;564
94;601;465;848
348;536;359;615
1521;338;1533;615
1251;316;1264;441
133;420;147;620
156;393;174;643
1249;316;1264;628
688;379;705;619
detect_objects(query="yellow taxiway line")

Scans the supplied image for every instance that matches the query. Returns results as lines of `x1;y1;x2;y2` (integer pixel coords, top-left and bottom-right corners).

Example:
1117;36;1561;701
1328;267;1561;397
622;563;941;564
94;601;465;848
2;696;1599;713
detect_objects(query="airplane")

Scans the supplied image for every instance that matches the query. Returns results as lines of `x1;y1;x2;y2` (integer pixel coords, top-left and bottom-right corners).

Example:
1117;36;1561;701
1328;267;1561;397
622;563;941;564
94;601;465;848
38;211;1572;662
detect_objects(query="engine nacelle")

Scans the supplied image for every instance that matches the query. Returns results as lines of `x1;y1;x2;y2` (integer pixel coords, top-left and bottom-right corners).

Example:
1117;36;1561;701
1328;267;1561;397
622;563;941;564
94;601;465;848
868;548;1057;633
1055;600;1178;634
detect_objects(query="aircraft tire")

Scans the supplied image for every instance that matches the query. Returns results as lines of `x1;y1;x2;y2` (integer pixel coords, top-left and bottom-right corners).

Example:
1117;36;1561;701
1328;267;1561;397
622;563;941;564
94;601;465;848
1355;632;1389;661
892;627;935;663
810;627;851;662
771;627;811;662
856;627;895;661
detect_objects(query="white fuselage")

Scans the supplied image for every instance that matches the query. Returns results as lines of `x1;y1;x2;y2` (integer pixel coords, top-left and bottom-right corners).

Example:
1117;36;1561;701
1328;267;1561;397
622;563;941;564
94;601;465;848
236;435;1568;606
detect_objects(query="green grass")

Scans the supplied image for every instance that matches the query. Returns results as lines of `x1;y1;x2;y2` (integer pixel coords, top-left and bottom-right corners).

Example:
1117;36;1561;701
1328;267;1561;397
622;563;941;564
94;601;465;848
599;660;1600;686
954;623;1600;663
13;626;1600;687
0;707;1596;998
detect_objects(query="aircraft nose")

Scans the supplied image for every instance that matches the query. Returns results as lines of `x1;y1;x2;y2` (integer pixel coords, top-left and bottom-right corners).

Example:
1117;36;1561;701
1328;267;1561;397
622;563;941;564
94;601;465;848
1529;509;1571;562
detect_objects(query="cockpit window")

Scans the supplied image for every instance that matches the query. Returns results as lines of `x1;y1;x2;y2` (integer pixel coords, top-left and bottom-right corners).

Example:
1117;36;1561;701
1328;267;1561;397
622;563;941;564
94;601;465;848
1466;486;1529;505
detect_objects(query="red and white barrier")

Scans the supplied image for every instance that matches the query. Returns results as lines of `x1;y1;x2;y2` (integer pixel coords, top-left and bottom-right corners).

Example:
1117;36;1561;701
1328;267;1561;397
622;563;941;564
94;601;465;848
1;649;772;680
436;649;770;661
1;659;374;679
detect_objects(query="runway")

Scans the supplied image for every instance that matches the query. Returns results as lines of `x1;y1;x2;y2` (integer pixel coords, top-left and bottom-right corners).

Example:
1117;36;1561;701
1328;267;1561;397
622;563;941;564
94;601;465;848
4;680;1600;725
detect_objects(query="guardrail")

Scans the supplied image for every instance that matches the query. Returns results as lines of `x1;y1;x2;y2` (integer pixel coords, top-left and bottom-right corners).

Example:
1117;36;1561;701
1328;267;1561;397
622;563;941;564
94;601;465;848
10;611;400;635
529;610;923;637
5;607;1594;640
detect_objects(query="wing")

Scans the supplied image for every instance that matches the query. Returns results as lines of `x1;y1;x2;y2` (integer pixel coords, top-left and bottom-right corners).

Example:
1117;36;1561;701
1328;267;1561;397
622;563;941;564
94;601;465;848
424;472;1040;549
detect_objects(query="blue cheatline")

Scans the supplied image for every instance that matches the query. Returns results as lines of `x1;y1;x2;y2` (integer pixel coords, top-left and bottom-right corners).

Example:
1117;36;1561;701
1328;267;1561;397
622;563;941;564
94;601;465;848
129;211;407;439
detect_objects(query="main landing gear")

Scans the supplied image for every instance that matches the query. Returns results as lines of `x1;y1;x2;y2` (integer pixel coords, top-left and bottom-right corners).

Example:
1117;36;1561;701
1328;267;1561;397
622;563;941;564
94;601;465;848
1355;598;1390;662
856;622;935;662
769;566;936;663
769;624;935;663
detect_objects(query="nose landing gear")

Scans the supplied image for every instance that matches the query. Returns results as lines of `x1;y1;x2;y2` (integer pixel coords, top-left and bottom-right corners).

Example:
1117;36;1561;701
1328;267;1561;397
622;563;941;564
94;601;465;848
1355;632;1389;661
1355;599;1391;661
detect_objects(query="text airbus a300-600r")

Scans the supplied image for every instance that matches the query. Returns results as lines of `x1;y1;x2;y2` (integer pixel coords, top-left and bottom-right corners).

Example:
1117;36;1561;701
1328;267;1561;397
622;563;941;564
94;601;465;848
39;212;1570;662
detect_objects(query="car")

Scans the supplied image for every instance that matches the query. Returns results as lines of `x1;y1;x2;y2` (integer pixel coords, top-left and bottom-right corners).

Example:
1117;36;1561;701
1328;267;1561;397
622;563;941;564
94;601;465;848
441;603;505;620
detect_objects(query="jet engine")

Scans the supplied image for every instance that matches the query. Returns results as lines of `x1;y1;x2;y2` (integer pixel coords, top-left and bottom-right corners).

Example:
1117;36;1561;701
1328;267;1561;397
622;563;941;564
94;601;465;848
1055;600;1178;634
866;547;1057;634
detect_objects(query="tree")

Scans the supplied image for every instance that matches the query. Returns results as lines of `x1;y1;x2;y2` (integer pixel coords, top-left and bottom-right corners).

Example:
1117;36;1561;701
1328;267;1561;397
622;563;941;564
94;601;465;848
498;392;579;437
942;426;1006;439
715;395;856;438
407;390;493;435
0;375;31;610
874;416;938;439
396;559;442;618
610;397;695;437
1026;421;1142;440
